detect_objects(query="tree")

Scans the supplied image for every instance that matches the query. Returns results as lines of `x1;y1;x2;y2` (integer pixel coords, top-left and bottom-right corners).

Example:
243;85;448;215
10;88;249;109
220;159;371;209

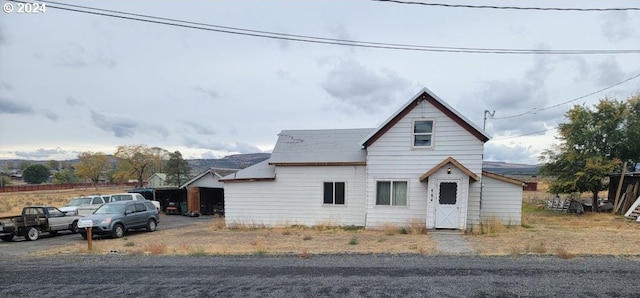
165;151;191;186
52;168;79;184
621;94;640;168
75;152;110;189
113;145;165;188
23;164;51;184
47;160;60;171
0;175;10;188
540;99;626;210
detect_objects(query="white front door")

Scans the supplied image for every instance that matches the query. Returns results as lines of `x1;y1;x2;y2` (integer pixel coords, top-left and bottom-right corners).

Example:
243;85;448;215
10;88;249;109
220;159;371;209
435;180;459;229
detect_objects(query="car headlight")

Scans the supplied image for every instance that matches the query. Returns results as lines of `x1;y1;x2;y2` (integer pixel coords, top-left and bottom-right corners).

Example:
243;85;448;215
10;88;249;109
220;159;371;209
100;218;112;225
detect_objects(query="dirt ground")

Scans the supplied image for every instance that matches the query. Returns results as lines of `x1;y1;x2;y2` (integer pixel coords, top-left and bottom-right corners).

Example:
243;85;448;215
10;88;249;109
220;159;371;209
1;186;639;257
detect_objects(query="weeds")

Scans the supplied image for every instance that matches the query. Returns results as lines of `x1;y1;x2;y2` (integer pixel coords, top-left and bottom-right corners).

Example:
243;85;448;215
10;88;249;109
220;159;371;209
407;218;427;235
528;241;547;254
348;236;358;245
143;242;168;255
188;247;208;256
555;248;576;259
298;249;311;259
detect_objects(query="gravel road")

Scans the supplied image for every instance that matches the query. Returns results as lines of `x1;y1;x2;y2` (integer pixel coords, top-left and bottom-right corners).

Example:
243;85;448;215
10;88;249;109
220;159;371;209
1;254;638;297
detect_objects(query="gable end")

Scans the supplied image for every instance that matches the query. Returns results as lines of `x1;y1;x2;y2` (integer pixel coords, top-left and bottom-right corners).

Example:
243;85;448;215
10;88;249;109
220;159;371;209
362;91;489;148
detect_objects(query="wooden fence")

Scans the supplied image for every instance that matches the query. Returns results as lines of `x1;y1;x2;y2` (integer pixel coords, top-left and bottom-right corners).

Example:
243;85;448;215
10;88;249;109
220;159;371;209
0;182;138;193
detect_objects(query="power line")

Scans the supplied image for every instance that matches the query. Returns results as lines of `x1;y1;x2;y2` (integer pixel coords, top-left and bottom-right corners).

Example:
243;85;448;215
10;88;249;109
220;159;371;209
373;0;640;11
491;72;640;120
11;0;639;55
491;127;557;141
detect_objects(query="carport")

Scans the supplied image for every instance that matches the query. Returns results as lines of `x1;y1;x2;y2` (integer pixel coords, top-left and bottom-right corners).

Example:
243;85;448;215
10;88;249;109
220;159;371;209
181;167;238;215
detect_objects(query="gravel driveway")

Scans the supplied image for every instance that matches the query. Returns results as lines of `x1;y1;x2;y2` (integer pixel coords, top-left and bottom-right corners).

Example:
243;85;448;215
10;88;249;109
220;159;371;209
0;215;208;257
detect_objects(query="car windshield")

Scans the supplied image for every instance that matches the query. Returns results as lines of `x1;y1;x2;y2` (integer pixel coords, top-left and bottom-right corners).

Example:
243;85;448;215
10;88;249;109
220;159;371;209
94;204;125;214
67;198;91;206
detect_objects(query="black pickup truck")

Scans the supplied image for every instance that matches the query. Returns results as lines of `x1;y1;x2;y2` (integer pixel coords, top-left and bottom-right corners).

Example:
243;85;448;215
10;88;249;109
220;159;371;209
0;206;81;241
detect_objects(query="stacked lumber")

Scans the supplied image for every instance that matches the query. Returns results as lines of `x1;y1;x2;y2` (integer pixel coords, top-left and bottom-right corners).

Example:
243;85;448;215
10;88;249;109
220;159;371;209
614;181;640;215
623;196;640;220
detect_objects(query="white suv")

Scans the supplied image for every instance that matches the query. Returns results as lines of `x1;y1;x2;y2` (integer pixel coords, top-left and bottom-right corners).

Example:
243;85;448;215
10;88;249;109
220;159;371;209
108;193;161;211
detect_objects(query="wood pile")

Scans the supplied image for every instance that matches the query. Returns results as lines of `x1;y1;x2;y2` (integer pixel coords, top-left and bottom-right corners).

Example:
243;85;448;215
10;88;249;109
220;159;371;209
613;178;640;222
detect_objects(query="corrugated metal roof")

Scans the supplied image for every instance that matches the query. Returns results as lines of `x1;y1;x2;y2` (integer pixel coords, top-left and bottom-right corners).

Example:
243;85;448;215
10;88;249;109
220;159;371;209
219;160;276;181
268;128;373;164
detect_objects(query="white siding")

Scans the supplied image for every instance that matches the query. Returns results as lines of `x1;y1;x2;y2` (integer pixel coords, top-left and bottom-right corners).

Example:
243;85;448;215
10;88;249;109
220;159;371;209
148;176;165;188
190;174;224;188
480;176;523;226
365;100;484;229
224;166;366;227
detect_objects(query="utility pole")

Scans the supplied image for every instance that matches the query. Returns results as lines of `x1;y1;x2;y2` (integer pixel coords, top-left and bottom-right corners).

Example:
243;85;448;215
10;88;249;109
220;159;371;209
483;110;495;130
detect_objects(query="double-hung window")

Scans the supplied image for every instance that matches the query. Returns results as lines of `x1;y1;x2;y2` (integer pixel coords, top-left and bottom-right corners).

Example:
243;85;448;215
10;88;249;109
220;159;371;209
376;181;407;206
323;182;345;205
413;120;433;147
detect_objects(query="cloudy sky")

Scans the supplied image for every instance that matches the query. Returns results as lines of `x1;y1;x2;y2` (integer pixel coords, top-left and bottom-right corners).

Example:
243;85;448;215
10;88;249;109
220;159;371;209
1;0;639;164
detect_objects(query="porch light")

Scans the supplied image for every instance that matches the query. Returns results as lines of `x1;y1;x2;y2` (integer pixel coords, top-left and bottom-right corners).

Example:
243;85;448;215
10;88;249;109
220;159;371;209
447;167;452;174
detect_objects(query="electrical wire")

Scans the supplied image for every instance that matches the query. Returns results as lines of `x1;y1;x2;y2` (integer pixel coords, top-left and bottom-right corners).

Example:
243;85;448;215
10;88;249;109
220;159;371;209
491;127;557;141
7;0;638;55
491;72;640;120
373;0;640;11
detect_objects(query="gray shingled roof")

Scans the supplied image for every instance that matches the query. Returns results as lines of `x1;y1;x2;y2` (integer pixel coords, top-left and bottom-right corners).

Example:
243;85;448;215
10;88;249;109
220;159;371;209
268;128;373;164
219;160;275;181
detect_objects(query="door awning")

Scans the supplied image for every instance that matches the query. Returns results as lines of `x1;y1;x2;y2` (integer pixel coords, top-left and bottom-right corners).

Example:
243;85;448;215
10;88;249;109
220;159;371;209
419;156;480;182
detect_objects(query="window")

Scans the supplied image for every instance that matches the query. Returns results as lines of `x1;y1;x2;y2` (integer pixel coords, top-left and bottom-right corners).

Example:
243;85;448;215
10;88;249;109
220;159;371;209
134;203;147;212
376;181;408;206
413;120;433;147
323;182;345;205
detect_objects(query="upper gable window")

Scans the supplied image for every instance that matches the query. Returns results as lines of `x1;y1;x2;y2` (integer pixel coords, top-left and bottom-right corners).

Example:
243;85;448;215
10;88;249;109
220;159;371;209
413;120;433;147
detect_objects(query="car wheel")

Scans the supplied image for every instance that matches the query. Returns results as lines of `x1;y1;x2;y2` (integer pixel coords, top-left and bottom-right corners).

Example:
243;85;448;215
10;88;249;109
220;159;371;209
146;219;157;232
70;221;78;234
1;234;14;242
80;232;87;240
25;227;39;241
112;224;125;238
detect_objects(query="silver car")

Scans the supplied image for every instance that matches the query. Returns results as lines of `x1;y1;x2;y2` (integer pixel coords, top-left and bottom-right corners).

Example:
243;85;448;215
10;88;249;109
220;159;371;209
77;200;159;239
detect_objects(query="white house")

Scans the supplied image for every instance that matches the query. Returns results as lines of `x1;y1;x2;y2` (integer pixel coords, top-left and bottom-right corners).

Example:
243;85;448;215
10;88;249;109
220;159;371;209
147;173;168;188
221;88;523;230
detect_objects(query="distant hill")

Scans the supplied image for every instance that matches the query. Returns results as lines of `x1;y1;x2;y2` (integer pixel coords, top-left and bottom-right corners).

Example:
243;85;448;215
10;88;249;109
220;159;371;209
187;153;271;173
0;153;272;175
1;154;537;176
482;161;540;176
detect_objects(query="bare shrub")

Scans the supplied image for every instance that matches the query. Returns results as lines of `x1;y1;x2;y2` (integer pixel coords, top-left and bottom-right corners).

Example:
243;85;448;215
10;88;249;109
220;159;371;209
382;223;398;236
144;242;168;255
211;217;225;230
298;249;311;259
555;248;576;259
251;236;268;254
481;217;507;234
407;218;427;235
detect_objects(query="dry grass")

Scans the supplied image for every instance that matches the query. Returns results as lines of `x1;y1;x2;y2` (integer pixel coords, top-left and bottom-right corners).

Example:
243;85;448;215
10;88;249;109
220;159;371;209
6;182;640;257
466;181;640;256
0;186;130;217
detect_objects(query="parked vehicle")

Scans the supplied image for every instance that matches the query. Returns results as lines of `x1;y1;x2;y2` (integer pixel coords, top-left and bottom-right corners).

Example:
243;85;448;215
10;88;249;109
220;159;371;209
59;195;107;216
108;192;161;211
165;202;180;215
77;200;159;239
0;206;81;241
